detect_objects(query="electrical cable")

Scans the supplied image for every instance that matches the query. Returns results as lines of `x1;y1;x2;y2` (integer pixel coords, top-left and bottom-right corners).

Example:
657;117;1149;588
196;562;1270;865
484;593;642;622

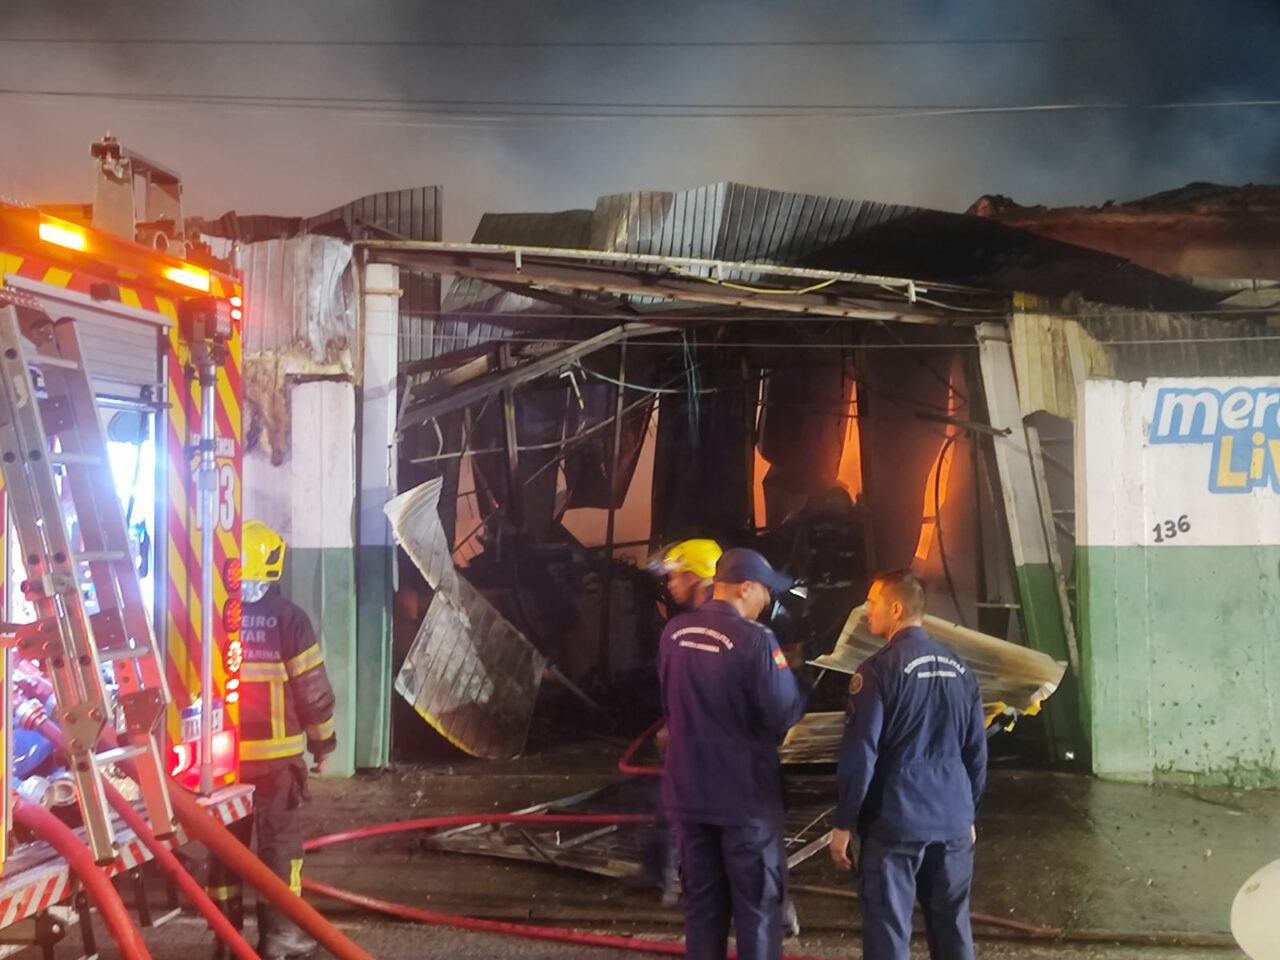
6;87;1280;121
0;36;1146;49
666;264;838;296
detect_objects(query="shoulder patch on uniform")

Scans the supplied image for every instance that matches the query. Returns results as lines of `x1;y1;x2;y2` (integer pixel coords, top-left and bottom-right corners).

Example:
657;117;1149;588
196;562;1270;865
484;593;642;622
850;671;864;695
772;648;788;670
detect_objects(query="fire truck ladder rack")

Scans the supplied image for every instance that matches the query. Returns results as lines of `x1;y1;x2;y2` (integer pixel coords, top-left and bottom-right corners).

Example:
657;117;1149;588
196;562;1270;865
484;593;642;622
0;298;176;866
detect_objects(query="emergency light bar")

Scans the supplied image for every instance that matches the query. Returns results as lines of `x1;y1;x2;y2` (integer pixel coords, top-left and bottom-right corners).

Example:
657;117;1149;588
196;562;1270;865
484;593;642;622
37;218;88;252
162;264;211;292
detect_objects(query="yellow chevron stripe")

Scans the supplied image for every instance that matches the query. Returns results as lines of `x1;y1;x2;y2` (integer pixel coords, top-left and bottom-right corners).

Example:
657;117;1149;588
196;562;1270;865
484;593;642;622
41;267;72;288
168;461;188;518
168;393;188;456
167;537;190;606
217;526;238;576
216;374;241;438
166;608;193;691
156;297;177;321
1;253;22;275
119;287;142;309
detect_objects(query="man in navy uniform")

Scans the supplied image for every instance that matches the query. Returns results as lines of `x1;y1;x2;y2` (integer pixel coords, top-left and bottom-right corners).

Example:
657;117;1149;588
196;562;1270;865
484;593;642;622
659;548;807;960
829;569;987;960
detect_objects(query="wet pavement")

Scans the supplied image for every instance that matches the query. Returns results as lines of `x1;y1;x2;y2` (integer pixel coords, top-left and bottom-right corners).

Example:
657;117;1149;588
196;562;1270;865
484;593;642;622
58;726;1278;957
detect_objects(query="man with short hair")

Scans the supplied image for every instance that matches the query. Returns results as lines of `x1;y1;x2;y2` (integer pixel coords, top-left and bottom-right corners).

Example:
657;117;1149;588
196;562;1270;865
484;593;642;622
659;548;807;960
829;569;986;960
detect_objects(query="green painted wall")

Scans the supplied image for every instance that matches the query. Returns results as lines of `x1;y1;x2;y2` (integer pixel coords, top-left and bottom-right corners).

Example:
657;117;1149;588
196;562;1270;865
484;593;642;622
1015;561;1088;764
283;547;358;778
354;543;392;769
1078;544;1280;787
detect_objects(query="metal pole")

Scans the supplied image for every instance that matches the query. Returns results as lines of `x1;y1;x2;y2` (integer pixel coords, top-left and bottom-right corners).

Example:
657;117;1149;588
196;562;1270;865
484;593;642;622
598;338;627;684
197;360;218;796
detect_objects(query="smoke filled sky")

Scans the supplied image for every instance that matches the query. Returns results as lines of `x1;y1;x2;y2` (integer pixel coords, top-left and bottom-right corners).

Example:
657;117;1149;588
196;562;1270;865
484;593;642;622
2;0;1278;239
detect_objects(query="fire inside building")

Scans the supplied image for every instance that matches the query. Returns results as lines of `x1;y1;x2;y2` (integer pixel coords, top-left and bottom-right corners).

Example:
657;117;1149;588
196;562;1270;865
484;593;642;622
6;140;1280;956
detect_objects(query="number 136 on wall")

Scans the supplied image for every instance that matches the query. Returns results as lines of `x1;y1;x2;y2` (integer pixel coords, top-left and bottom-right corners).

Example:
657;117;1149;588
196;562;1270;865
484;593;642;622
1151;515;1191;543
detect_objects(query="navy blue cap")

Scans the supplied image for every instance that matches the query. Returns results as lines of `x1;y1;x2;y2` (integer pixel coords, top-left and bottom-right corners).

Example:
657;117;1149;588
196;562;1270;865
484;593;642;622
713;548;793;592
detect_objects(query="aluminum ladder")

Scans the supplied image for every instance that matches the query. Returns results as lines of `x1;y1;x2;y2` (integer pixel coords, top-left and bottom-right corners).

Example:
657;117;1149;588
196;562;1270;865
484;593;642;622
0;295;175;865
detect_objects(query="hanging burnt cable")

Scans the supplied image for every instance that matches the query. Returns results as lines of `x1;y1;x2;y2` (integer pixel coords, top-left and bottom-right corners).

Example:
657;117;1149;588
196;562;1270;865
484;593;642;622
666;262;838;296
933;431;967;627
682;330;701;436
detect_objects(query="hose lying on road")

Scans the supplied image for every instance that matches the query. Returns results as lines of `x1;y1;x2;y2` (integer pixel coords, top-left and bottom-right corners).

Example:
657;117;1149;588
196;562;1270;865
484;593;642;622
12;797;152;960
305;812;823;960
169;783;375;960
309;808;1241;953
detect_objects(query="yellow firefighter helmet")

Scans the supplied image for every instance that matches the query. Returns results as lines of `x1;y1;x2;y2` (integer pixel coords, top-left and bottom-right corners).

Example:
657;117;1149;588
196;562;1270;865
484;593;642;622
242;520;286;582
651;539;723;581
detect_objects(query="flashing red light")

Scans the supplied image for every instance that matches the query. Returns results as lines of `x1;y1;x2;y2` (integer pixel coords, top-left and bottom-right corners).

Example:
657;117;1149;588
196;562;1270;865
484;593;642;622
222;599;242;634
171;728;238;788
211;730;236;767
222;558;242;593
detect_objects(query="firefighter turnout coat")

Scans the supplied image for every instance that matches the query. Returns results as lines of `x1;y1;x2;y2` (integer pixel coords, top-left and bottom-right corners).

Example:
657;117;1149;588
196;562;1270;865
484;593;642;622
239;585;337;769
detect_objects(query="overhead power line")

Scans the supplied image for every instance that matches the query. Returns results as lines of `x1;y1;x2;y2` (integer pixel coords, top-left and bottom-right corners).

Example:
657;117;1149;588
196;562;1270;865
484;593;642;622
0;36;1140;49
3;86;1280;121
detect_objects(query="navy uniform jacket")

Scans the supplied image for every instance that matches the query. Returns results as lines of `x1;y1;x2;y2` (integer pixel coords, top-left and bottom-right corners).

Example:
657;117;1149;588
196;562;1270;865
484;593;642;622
835;626;987;842
659;599;807;826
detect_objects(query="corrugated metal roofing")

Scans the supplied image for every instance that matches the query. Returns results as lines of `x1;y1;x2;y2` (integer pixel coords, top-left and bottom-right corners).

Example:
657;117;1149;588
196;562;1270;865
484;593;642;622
430;182;1214;368
240;236;354;366
199;187;444;363
302;187;443;363
385;478;546;760
1080;305;1280;379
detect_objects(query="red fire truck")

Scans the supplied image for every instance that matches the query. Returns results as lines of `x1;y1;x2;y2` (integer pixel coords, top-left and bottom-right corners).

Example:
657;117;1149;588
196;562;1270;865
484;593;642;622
0;137;252;955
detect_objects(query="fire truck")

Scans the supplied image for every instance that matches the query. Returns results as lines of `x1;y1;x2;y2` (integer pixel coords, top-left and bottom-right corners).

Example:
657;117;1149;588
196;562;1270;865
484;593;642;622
0;137;252;955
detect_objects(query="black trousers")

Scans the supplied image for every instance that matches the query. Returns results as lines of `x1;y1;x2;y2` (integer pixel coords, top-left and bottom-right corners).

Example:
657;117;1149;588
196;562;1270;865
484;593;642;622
209;758;314;959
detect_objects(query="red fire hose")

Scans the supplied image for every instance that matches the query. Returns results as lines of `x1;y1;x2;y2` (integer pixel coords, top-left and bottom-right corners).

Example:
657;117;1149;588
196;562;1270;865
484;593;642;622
29;715;261;960
12;797;152;960
303;812;829;960
168;784;373;960
617;720;664;777
102;780;261;960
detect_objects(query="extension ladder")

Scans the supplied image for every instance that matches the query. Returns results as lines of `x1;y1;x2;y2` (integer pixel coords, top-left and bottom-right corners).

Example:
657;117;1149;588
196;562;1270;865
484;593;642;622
0;295;175;865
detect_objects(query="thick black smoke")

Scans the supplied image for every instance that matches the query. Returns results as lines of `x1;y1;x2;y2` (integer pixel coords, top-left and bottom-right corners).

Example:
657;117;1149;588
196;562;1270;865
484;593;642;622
0;0;1276;233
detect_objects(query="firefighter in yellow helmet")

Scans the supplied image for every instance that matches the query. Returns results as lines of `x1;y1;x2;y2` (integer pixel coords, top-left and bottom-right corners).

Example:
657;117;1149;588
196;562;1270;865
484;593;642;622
650;539;722;611
210;521;336;960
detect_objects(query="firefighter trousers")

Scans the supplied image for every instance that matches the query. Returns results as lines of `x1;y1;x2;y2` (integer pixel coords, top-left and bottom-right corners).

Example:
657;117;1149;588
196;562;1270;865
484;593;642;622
209;758;315;960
